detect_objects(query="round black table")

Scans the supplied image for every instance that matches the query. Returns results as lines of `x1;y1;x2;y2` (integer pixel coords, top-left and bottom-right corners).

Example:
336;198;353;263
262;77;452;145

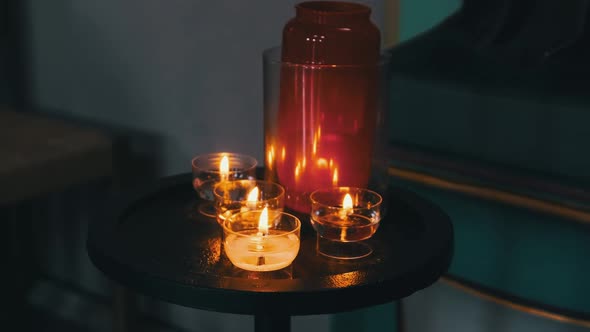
87;173;453;332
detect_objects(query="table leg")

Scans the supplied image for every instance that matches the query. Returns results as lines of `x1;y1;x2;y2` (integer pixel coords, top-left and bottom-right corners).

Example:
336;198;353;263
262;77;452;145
112;282;137;332
255;313;291;332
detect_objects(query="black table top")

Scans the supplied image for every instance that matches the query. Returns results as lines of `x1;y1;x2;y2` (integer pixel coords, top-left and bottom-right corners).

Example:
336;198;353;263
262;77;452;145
87;173;453;316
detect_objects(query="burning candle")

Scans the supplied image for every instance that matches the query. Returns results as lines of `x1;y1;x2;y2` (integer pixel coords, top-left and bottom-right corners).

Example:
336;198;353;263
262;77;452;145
223;207;300;272
191;152;258;217
310;187;382;259
213;179;285;225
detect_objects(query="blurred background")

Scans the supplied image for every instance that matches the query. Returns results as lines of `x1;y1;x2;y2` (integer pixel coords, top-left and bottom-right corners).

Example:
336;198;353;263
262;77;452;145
2;0;589;331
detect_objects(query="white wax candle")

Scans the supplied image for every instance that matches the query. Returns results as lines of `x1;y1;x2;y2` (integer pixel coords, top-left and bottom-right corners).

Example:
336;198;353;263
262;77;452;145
224;230;300;272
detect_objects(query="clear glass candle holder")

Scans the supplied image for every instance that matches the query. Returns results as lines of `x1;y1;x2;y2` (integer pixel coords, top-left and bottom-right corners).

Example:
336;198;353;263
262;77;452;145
310;187;382;259
223;209;301;272
213;179;285;225
191;152;258;217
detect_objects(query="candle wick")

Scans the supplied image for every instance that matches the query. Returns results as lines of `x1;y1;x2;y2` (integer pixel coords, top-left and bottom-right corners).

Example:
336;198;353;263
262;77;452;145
255;231;266;265
257;256;265;266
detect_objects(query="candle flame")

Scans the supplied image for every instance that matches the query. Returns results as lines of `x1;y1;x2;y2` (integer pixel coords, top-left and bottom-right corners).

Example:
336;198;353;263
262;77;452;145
343;193;353;211
340;193;353;241
247;186;259;209
258;206;269;235
332;168;339;186
220;155;229;179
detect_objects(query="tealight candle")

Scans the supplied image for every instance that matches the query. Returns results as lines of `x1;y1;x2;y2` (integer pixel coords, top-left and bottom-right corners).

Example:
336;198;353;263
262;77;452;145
191;152;258;217
310;187;382;259
213;179;285;225
223;207;300;272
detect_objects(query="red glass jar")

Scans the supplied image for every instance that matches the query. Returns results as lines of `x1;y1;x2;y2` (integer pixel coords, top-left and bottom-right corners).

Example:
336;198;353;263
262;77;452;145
267;1;382;214
281;1;380;65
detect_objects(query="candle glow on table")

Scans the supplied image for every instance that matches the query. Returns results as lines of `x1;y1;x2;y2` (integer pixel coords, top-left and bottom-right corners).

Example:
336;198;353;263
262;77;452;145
223;207;300;272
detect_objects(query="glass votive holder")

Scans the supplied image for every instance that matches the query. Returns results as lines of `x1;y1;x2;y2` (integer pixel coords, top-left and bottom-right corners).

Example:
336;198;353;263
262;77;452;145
191;152;258;217
222;208;301;272
309;187;382;259
213;179;285;225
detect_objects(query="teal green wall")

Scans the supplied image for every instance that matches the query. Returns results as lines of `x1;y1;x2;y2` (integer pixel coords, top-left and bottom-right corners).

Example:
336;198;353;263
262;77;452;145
398;0;461;42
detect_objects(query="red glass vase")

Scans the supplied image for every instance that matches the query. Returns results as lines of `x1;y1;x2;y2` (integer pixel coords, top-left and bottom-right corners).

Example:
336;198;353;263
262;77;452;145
281;1;380;65
266;1;381;214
